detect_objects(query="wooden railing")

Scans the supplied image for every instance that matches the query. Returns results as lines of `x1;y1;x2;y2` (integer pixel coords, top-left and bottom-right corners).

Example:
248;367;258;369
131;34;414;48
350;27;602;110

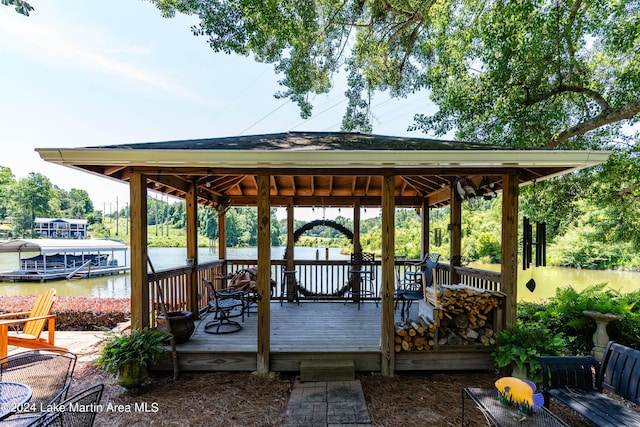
147;259;503;322
435;263;502;292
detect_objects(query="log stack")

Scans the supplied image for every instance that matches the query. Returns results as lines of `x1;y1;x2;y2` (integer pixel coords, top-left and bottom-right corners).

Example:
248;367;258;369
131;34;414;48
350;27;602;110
394;317;437;352
394;284;504;352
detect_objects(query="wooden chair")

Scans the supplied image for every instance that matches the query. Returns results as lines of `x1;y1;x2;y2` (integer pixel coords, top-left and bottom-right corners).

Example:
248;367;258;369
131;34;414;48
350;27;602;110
0;289;67;359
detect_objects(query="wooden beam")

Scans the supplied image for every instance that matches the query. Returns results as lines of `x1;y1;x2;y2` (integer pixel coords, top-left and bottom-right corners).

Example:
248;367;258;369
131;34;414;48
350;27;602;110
256;174;271;374
381;174;395;377
501;173;519;329
129;172;149;329
186;181;199;318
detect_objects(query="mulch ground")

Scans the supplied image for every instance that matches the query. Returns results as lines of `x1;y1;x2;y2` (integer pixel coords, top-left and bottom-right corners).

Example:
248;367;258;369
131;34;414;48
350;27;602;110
69;359;594;426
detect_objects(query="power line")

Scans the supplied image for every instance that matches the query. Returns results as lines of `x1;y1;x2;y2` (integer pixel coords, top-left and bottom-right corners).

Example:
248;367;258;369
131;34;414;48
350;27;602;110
237;99;291;135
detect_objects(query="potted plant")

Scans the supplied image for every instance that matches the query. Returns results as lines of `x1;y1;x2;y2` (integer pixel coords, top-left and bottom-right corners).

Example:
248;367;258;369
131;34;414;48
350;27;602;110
156;310;195;344
95;327;171;389
492;320;566;382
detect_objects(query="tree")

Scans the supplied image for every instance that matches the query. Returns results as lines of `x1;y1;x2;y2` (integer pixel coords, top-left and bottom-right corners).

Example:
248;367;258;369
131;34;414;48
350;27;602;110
68;188;94;216
9;172;55;236
1;0;33;16
151;0;639;149
0;166;16;219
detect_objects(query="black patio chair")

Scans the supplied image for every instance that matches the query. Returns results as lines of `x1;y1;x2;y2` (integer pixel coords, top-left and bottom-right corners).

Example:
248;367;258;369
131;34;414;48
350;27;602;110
32;384;104;427
280;266;300;306
402;253;440;286
345;252;378;310
0;349;76;426
396;253;440;320
203;278;245;334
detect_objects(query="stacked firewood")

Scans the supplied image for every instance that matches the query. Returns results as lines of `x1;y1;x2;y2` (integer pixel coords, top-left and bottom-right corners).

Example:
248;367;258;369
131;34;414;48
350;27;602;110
394;318;437;352
394;284;504;352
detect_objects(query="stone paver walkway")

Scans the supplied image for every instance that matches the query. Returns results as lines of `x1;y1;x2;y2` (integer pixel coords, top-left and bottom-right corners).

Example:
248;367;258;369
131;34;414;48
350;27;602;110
284;379;372;427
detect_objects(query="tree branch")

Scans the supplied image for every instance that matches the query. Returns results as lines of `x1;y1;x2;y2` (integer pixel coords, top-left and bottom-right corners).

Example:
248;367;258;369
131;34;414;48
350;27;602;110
524;84;610;111
547;99;640;148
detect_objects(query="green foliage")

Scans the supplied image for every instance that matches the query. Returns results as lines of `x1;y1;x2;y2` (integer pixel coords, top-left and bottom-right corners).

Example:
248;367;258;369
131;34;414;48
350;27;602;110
1;0;33;15
151;1;638;151
532;284;640;353
492;320;566;377
95;327;171;376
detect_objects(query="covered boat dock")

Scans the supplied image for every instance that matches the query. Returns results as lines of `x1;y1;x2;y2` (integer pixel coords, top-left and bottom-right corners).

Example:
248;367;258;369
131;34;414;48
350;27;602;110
0;238;130;282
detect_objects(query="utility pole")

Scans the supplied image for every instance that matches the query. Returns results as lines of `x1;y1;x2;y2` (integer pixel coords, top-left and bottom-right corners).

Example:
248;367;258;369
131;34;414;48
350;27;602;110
155;193;159;236
115;197;119;236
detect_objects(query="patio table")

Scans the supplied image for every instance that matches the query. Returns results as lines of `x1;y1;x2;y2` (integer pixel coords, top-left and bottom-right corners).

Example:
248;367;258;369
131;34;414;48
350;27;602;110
462;387;569;427
0;382;33;421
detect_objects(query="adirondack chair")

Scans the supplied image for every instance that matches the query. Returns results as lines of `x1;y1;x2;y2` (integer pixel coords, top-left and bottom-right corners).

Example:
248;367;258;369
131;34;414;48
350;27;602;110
0;288;67;359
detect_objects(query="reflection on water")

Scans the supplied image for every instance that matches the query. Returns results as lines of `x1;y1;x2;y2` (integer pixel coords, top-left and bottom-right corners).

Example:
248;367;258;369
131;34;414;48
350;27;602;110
470;262;640;302
1;248;637;301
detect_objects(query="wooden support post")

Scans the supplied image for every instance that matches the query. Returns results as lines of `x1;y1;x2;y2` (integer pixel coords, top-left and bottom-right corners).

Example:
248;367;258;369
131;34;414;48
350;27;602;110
421;198;429;256
381;174;395;377
450;184;462;284
352;199;361;302
218;211;227;260
186;181;199;318
217;207;227;278
129;172;149;329
353;198;361;253
256;174;271;374
286;199;294;302
501;173;519;329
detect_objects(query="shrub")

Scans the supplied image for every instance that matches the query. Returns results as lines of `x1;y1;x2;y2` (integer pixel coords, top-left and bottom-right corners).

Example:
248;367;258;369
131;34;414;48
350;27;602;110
492;320;566;378
521;284;640;354
1;296;130;331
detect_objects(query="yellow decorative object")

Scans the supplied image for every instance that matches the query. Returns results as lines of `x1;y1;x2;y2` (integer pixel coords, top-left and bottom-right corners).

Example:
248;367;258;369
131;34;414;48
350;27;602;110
495;376;544;413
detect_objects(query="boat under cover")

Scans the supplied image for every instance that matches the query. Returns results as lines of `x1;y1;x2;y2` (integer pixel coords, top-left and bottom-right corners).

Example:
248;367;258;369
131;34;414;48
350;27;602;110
0;238;129;282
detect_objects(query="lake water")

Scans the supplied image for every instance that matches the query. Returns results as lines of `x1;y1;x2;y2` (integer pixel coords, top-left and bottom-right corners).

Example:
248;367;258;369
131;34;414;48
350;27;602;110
0;247;348;299
0;247;637;302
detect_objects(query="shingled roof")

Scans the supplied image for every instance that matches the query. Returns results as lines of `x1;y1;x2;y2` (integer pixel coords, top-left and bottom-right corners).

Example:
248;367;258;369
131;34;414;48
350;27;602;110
37;131;609;208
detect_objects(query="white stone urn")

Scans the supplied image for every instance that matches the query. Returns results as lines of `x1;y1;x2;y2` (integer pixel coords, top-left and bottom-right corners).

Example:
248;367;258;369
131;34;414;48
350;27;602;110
583;310;623;362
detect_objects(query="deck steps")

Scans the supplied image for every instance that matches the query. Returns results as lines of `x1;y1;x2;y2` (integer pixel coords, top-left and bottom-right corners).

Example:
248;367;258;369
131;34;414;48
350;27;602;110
300;359;355;382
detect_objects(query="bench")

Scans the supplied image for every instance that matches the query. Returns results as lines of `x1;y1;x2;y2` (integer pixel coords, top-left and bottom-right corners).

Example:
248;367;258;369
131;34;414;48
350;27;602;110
537;341;640;427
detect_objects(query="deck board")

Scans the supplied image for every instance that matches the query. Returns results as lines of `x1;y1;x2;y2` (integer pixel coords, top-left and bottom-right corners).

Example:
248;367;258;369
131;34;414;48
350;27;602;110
156;300;494;372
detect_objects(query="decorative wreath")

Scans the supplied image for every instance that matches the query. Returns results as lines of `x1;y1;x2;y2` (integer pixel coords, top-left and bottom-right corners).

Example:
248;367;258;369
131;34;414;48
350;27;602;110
283;219;355;297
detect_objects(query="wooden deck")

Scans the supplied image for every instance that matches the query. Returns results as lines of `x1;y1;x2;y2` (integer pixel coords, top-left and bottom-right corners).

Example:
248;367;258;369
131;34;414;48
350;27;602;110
154;300;495;373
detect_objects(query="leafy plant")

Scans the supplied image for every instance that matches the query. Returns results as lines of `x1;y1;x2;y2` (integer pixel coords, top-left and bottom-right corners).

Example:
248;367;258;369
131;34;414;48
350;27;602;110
492;320;566;378
534;284;640;353
95;327;171;376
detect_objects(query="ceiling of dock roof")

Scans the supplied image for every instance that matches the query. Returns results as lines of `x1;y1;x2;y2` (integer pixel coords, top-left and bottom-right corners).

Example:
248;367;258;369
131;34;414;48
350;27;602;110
36;132;610;209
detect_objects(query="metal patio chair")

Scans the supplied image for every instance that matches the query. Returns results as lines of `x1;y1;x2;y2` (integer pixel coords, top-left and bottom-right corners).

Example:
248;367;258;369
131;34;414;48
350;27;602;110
395;253;440;320
33;383;104;427
0;349;76;426
345;252;378;310
203;278;245;334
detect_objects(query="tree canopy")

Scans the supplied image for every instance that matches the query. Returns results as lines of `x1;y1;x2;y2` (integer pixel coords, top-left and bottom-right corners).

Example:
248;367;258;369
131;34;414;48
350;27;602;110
1;0;33;16
151;0;639;149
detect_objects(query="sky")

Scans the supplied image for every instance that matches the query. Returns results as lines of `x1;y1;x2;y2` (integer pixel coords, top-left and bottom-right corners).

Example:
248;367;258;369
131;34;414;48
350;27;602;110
0;1;439;221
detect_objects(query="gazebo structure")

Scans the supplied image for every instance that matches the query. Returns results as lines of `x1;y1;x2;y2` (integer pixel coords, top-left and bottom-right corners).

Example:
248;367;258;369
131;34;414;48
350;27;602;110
37;132;609;376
